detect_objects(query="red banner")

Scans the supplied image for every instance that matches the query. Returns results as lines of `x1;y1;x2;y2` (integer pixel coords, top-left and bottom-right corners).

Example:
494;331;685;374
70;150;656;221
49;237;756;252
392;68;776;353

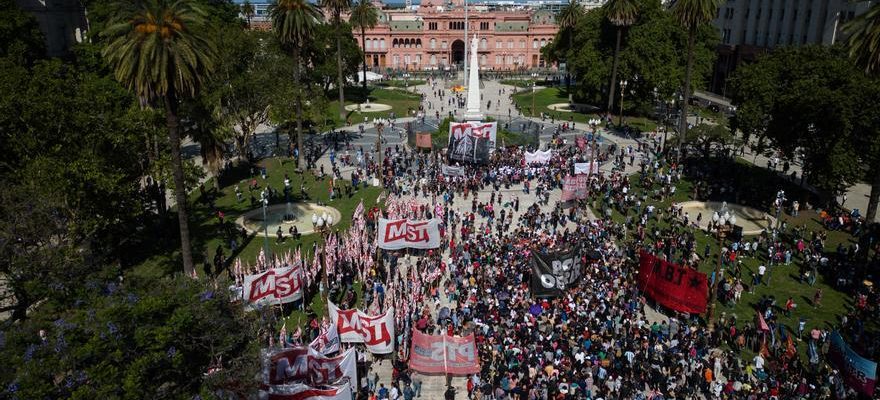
637;252;708;314
561;175;589;201
409;331;480;376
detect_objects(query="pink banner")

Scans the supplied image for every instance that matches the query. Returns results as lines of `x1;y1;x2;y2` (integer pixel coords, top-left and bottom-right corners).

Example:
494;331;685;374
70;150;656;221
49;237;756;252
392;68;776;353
409;331;480;376
561;175;589;201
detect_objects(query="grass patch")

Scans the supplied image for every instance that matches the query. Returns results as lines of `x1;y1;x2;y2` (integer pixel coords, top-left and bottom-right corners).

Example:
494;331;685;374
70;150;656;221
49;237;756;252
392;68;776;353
127;157;382;282
376;79;426;88
325;86;421;126
596;156;860;362
512;87;657;132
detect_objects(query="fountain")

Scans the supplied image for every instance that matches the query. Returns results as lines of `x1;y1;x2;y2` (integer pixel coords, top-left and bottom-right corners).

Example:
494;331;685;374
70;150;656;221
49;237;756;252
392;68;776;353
679;200;775;235
236;202;342;237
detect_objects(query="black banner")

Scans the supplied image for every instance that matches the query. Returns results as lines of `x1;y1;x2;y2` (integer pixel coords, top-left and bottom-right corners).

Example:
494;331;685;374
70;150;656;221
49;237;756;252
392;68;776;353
530;248;582;297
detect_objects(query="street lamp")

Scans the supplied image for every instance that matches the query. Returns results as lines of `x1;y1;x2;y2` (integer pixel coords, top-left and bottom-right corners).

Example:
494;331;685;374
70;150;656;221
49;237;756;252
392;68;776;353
261;194;271;262
531;80;537;118
618;80;629;126
707;209;737;330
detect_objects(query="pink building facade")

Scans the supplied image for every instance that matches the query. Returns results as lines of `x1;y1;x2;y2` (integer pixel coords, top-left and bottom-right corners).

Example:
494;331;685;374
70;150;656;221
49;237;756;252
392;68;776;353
351;0;559;71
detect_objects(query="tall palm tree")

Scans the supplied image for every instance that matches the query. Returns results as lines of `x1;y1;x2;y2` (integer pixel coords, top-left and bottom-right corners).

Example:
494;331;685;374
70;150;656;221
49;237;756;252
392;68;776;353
321;0;352;123
604;0;638;113
556;0;583;100
350;0;379;95
844;2;880;223
271;0;323;170
102;0;217;277
242;0;256;29
672;0;721;163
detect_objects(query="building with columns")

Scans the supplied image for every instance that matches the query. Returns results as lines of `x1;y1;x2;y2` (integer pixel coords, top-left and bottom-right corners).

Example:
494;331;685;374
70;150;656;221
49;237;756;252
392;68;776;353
351;0;559;71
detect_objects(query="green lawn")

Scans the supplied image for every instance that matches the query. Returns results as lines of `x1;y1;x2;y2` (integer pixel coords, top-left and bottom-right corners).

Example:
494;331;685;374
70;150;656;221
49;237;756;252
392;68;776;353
499;79;537;88
326;87;421;126
129;157;382;282
512;87;657;132
597;157;858;361
376;79;426;88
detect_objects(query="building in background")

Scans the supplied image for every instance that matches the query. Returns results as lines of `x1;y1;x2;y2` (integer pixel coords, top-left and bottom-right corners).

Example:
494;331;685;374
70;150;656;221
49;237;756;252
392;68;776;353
710;0;875;96
350;0;559;72
15;0;89;57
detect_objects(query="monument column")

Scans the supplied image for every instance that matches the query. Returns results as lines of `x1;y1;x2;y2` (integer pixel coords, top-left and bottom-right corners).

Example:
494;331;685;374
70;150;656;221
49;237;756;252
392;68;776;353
464;35;484;122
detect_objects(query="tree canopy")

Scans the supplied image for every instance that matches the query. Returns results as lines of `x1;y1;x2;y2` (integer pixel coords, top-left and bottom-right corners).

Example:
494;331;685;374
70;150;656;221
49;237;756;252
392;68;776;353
729;45;879;198
547;0;718;114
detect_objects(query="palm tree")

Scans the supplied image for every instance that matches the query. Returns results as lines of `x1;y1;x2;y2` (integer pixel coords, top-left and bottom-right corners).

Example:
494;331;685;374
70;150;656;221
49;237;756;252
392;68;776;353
270;0;323;170
671;0;721;162
603;0;638;113
242;0;256;29
844;2;880;223
350;0;379;95
556;0;583;100
321;0;352;123
102;0;217;277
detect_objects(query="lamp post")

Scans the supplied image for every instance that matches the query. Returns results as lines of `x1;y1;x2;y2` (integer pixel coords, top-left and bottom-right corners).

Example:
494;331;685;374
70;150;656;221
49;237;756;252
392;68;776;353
261;194;271;262
707;210;736;331
531;80;537;117
618;79;628;126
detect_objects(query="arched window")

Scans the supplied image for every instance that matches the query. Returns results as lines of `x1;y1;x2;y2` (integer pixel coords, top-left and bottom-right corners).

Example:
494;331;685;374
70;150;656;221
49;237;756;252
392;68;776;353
430;54;437;65
416;39;422;48
519;39;525;48
365;39;372;50
480;38;487;50
507;40;513;49
393;39;398;48
404;38;410;48
430;38;436;49
533;39;538;49
380;39;385;49
540;39;546;47
480;54;487;65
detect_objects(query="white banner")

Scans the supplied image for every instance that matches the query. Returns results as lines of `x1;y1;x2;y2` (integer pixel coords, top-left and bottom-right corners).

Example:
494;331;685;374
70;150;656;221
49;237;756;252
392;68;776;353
309;325;340;356
441;164;465;177
243;266;304;309
377;218;441;250
524;149;553;164
574;161;599;175
328;301;395;354
309;348;357;386
264;347;310;385
266;381;353;400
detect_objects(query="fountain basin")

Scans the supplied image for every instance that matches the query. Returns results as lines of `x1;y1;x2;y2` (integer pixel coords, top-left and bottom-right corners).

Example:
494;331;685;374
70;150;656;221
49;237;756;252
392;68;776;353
344;103;392;112
236;203;342;237
678;201;774;236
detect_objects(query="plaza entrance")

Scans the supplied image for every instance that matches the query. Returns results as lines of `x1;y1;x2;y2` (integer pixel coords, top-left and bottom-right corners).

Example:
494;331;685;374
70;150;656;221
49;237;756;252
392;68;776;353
451;39;465;67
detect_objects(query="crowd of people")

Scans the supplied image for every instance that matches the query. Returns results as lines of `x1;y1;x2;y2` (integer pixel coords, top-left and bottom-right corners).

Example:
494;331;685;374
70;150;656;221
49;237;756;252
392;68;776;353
266;76;880;400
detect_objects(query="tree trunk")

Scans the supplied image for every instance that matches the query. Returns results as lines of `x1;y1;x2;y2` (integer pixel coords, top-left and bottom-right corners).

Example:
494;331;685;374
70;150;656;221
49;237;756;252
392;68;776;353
678;30;695;165
607;27;622;113
336;15;347;123
866;161;880;223
164;92;195;277
566;28;573;102
361;26;369;95
294;47;305;170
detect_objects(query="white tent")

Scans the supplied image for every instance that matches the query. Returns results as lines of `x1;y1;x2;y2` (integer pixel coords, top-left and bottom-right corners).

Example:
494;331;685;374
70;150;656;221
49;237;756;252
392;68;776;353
356;71;383;83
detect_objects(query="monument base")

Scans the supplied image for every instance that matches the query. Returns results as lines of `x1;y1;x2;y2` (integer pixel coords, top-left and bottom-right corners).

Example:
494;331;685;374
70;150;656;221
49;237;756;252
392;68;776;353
463;113;484;122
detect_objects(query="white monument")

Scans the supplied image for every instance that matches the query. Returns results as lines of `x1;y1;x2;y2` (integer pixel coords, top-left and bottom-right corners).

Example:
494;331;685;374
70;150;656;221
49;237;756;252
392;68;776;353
463;35;484;122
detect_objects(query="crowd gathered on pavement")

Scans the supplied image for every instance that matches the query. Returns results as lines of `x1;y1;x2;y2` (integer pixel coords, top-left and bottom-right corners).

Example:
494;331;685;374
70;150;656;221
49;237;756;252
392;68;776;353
262;76;880;400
